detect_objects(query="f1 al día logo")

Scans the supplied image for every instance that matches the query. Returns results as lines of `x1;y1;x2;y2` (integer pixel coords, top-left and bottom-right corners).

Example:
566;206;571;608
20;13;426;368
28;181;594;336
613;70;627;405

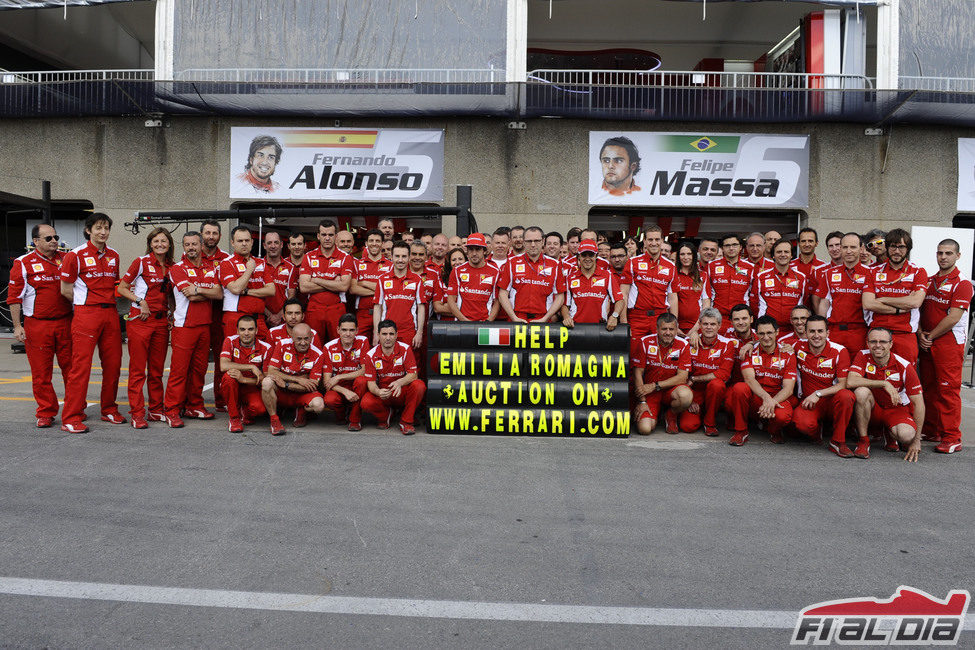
792;586;970;645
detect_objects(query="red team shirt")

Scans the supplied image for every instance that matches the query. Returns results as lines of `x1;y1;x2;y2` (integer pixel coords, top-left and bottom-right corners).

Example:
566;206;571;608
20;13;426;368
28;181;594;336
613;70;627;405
299;248;356;309
635;335;692;383
791;256;828;294
620;253;677;314
793;340;850;397
268;324;322;350
707;258;754;316
674;270;711;331
353;256;391;314
121;254;170;318
268;338;323;379
60;241;120;306
752;266;808;326
739;344;797;393
363;341;418;388
687;335;734;383
264;258;297;315
316;335;370;386
168;257;218;327
864;261;928;333
849;351;921;409
814;263;871;326
499;253;566;316
8;250;72;319
920;268;974;345
375;271;426;333
446;262;500;321
219;335;273;379
564;267;622;323
220;254;269;314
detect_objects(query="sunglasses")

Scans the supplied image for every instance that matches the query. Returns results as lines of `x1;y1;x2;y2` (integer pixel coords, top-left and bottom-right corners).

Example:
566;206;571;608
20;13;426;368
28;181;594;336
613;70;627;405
38;235;60;242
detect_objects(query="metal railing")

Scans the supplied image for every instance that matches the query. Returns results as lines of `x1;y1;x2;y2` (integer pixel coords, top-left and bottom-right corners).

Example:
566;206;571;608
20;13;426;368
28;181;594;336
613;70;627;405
174;68;505;84
528;69;874;90
900;76;975;92
0;69;154;84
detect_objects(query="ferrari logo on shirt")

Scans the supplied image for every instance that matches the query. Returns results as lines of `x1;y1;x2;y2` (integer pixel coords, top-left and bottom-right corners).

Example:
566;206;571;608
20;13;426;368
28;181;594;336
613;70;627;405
570;279;580;289
394;358;403;365
302;361;314;371
383;280;393;289
658;267;670;275
540;266;552;276
818;357;833;368
460;273;469;282
283;352;293;362
786;280;798;288
480;275;493;284
854;275;865;283
668;350;679;360
593;278;606;287
249;354;262;363
84;257;96;266
772;359;785;369
108;259;116;266
31;263;44;272
903;274;914;282
279;267;290;276
736;267;748;276
329;259;341;268
332;353;342;362
405;282;417;290
709;348;721;358
886;371;900;381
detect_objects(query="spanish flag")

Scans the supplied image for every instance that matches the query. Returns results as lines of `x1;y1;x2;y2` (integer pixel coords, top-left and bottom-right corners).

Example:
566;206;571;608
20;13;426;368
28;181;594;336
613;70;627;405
283;130;379;148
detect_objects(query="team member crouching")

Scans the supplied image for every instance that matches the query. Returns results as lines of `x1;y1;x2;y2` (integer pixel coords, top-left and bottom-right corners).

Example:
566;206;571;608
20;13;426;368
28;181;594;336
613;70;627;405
791;315;856;456
634;313;692;435
846;327;924;462
320;314;370;431
269;298;323;349
165;231;224;427
261;323;326;435
361;319;426;434
681;308;733;436
220;315;273;433
726;315;798;446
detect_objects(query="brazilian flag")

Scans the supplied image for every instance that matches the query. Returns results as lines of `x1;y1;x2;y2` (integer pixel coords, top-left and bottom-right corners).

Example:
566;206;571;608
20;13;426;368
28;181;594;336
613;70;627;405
660;135;740;154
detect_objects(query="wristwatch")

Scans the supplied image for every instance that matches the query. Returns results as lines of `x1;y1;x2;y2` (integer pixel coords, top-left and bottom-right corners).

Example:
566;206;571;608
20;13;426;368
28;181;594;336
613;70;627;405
815;390;822;398
611;312;621;319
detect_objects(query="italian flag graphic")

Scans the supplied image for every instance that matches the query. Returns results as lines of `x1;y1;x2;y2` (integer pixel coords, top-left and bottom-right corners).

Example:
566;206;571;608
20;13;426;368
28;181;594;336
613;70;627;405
478;327;510;346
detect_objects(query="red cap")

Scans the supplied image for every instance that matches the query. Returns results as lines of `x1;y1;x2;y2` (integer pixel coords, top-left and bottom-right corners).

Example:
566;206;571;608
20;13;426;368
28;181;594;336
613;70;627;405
578;240;598;254
466;233;488;248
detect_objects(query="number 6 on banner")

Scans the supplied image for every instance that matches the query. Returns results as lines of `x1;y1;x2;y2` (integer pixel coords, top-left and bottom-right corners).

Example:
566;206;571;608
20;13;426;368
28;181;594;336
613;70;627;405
733;136;807;206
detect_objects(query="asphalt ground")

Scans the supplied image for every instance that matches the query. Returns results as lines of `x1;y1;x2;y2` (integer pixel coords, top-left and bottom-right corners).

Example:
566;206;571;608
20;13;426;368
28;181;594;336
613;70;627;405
0;341;972;648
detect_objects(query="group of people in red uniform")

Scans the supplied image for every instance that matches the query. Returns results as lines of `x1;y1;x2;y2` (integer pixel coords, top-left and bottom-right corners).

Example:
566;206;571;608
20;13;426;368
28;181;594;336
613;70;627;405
7;215;971;459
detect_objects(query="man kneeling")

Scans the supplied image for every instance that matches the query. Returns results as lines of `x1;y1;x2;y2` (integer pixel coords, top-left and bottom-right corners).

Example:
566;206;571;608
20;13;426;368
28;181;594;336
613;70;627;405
220;315;273;433
846;326;923;461
261;323;325;436
634;313;693;435
319;313;370;431
361;319;426;434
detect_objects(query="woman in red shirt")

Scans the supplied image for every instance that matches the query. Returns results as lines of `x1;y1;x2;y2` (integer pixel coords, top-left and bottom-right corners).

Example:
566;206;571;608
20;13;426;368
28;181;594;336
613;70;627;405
675;242;712;336
118;228;174;428
437;248;468;322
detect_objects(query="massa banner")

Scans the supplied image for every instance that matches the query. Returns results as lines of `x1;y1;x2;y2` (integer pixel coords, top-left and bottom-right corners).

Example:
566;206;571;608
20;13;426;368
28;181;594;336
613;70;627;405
426;322;631;437
588;131;809;208
229;127;444;201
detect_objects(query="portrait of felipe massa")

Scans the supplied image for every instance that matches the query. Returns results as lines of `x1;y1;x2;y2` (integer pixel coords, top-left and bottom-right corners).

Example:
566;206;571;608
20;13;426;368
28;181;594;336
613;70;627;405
594;135;642;201
236;134;283;194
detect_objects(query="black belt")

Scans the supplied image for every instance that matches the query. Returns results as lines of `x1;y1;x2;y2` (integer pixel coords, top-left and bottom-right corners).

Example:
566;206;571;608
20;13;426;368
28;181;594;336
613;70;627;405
831;323;865;331
151;311;167;320
96;303;115;309
628;308;657;317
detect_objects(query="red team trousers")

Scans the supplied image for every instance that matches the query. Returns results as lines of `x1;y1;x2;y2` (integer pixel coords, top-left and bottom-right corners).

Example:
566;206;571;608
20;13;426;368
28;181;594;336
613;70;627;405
305;304;347;343
24;315;72;419
919;337;964;444
219;375;266;420
726;383;797;434
323;376;369;425
360;380;427;426
890;331;919;364
679;378;727;432
828;325;867;359
165;325;210;417
62;305;122;424
791;389;855;444
126;316;169;417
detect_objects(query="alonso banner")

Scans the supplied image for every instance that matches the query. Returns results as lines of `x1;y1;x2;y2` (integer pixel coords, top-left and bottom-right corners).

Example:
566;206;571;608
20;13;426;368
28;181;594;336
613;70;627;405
588;131;809;208
426;322;631;437
229;127;444;201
